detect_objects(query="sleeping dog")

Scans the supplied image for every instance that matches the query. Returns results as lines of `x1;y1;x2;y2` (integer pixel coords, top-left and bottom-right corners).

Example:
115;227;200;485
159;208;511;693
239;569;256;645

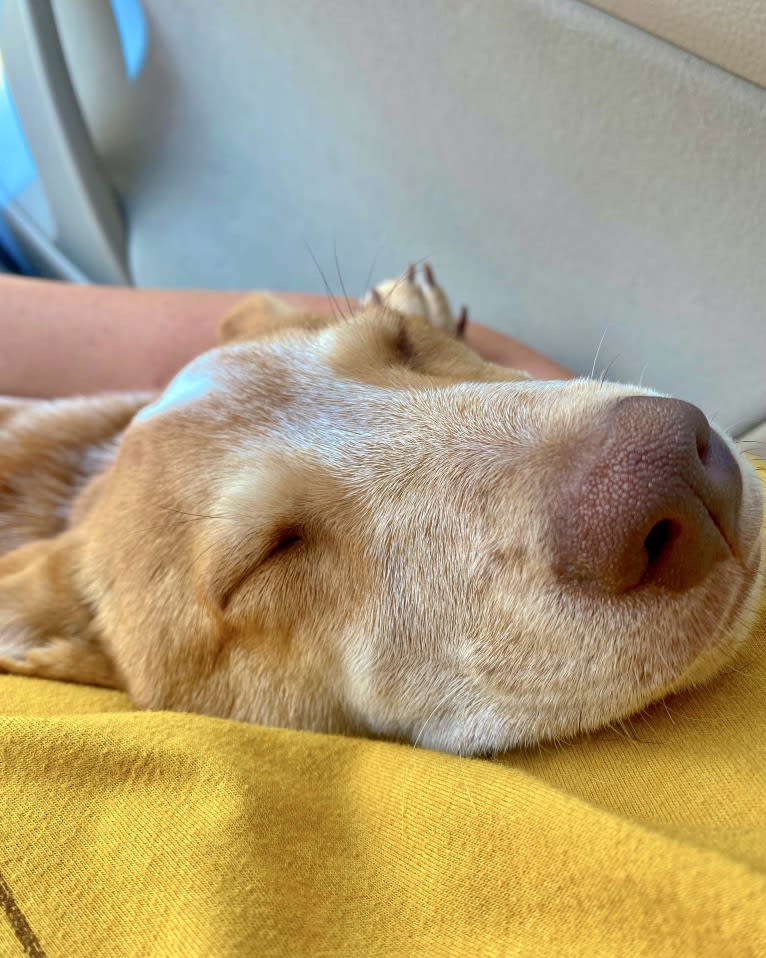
0;268;762;754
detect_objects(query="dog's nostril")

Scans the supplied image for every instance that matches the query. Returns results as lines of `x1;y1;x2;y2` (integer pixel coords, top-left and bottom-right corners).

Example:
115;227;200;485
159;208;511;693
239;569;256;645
643;518;681;578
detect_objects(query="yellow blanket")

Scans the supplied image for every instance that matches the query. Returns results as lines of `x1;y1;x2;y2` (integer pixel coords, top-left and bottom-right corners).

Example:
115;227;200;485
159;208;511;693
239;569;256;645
2;478;765;957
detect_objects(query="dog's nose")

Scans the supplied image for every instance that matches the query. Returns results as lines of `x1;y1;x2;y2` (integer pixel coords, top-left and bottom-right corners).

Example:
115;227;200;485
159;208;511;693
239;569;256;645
553;396;742;592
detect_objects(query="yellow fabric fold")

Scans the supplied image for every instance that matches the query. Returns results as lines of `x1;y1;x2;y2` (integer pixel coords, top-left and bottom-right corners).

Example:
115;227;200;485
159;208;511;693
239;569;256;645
1;474;765;957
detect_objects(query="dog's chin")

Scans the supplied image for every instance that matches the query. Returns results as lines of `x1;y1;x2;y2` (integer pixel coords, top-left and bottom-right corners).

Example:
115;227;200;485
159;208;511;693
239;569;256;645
573;558;763;751
432;540;764;758
569;458;763;743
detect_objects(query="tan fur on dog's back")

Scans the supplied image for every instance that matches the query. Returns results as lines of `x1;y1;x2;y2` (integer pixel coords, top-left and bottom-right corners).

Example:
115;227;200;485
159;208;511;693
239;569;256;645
0;285;762;755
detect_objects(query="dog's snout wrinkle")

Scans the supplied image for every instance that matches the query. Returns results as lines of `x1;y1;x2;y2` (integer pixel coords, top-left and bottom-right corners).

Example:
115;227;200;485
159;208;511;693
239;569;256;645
553;396;743;594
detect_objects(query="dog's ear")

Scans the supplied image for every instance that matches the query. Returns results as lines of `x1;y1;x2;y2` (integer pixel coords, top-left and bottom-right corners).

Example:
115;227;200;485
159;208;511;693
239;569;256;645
218;292;334;345
0;532;119;688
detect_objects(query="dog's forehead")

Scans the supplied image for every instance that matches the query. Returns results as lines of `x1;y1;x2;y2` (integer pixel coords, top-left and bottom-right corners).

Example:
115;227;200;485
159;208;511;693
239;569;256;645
131;337;363;439
132;334;618;457
134;351;221;423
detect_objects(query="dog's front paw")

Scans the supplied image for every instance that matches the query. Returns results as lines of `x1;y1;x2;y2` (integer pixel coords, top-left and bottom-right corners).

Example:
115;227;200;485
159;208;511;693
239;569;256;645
365;264;468;337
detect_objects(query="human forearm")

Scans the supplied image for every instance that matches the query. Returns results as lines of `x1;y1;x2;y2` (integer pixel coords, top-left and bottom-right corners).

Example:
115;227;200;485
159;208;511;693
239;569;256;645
0;276;244;397
0;277;572;398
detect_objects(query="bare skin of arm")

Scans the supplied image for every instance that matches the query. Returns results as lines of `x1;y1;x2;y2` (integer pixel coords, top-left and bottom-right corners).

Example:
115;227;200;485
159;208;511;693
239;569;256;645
0;275;573;398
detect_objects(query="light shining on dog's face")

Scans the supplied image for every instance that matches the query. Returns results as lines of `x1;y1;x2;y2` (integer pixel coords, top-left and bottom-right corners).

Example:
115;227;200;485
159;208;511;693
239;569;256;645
73;307;762;754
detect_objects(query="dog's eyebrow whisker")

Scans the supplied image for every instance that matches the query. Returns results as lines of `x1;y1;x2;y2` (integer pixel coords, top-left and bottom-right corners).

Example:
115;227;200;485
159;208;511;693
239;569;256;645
333;240;353;319
363;243;383;296
183;523;263;596
181;536;224;584
589;326;610;380
637;363;649;389
160;506;231;521
304;241;343;321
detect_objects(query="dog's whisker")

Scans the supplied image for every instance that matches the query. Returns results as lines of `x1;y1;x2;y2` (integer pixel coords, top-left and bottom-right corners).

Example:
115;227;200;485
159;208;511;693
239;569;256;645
455;745;480;820
182;521;264;592
721;413;758;435
589;326;610;380
161;506;230;521
363;243;384;297
401;674;486;838
400;681;458;841
304;241;343;321
629;723;656;746
411;683;461;751
333;240;353;319
598;353;621;388
605;718;641;745
660;699;677;726
719;659;753;678
376;256;433;305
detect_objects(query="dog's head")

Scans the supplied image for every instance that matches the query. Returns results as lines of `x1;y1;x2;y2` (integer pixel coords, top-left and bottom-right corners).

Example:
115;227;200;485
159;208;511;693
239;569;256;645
0;300;762;754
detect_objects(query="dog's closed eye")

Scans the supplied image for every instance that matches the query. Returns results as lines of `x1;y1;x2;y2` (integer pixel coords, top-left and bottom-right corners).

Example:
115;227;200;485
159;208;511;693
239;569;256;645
262;525;305;562
325;312;425;381
327;309;492;387
361;317;420;370
214;523;307;612
388;324;416;367
200;456;351;616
